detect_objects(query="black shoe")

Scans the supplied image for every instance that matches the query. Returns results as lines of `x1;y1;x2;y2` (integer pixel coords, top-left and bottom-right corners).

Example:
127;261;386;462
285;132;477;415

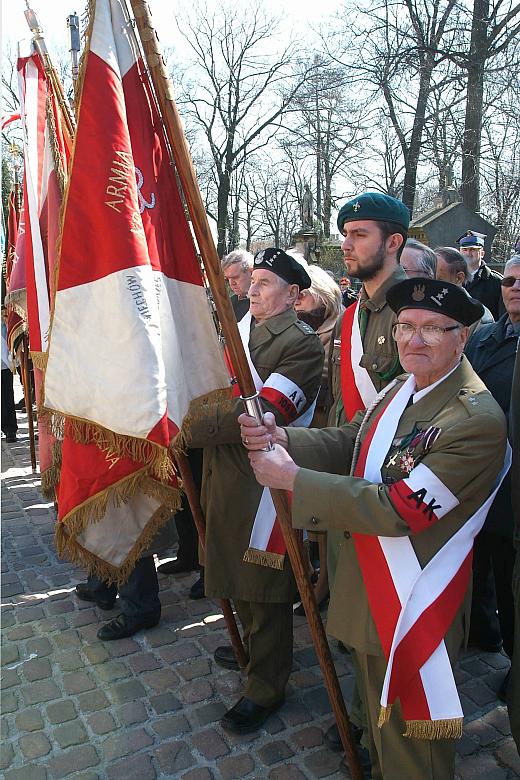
220;696;284;734
214;645;241;671
97;612;160;641
5;433;17;443
157;558;199;575
189;573;205;600
14;399;26;411
75;582;116;611
339;745;372;779
324;722;363;752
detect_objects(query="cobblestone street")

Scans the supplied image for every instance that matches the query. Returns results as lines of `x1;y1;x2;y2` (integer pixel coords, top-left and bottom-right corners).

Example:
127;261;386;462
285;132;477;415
1;408;519;779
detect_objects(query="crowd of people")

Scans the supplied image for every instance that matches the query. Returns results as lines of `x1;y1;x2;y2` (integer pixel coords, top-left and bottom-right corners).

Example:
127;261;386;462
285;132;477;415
3;190;519;780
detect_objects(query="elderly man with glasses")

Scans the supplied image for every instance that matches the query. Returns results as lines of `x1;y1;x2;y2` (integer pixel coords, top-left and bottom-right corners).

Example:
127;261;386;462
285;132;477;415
239;277;508;780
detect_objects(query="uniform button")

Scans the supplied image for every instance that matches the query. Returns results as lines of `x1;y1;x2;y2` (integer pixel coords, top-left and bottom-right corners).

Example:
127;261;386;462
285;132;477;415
344;531;351;539
371;363;378;370
208;424;215;434
311;516;319;526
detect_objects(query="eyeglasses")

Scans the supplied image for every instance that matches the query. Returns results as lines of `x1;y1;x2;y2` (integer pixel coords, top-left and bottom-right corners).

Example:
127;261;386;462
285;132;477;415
500;276;520;288
392;322;461;346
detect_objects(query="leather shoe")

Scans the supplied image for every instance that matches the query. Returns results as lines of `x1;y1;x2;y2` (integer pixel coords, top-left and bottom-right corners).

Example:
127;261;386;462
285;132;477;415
214;645;242;671
5;433;17;443
189;572;205;600
339;745;372;778
325;722;363;752
97;612;160;640
75;583;116;611
157;558;199;575
220;696;284;734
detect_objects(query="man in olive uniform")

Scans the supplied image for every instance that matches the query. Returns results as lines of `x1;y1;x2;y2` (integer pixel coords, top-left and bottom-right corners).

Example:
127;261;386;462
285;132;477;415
241;278;507;780
188;248;324;733
326;192;409;754
459;230;505;320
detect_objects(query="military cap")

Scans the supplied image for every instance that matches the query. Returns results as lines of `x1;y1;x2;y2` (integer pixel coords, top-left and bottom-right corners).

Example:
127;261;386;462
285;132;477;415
457;230;486;249
387;278;484;326
337;192;410;233
253;247;311;289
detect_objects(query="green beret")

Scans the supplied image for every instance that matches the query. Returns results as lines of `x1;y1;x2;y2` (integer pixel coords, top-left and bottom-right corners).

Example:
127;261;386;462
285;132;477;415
337;192;410;233
386;278;484;326
253;247;311;289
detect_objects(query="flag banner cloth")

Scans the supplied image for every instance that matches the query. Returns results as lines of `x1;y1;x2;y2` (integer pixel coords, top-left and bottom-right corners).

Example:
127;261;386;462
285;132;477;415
43;0;230;582
351;376;511;739
4;184;27;356
13;41;71;495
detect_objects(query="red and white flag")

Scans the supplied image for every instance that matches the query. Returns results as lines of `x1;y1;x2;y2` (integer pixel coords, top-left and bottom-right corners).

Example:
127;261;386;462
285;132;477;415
43;0;230;581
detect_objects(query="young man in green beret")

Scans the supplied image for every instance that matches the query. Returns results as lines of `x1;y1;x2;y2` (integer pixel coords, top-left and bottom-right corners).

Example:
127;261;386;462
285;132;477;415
326;192;409;757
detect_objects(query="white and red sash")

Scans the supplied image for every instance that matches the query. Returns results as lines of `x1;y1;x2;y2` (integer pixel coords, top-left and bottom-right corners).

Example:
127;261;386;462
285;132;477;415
340;302;377;421
352;375;510;739
240;312;317;569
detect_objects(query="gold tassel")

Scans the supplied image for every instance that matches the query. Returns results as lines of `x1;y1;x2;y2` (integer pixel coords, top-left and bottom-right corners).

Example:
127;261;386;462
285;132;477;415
30;351;48;371
378;705;392;728
243;547;285;570
403;717;463;740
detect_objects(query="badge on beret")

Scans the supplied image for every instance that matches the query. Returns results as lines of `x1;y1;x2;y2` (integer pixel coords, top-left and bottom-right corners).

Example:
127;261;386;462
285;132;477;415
412;284;425;301
353;202;361;212
254;250;265;265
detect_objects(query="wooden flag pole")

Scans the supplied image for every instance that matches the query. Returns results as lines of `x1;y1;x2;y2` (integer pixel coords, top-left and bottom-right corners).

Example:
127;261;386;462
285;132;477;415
129;3;363;777
21;334;37;471
175;452;248;669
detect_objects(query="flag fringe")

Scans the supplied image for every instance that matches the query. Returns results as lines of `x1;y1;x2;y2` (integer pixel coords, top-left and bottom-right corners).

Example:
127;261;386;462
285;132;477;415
30;351;47;371
243;547;285;570
56;499;179;587
5;288;27;309
45;94;68;195
403;717;463;740
378;705;392;728
40;439;62;500
55;468;182;585
39;409;174;481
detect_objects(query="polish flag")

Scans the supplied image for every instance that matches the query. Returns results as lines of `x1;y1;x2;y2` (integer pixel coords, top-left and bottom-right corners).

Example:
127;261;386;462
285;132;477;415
44;0;230;581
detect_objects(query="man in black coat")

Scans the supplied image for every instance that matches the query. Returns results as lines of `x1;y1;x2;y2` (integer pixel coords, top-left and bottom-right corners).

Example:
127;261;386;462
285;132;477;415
465;255;519;695
460;230;505;320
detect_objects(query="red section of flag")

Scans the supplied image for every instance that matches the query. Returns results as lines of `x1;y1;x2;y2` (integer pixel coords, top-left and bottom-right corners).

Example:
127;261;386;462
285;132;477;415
340;303;365;422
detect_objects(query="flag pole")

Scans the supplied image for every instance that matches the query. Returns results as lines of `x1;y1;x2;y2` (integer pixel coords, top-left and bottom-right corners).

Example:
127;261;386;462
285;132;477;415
20;333;37;471
175;452;248;668
129;4;363;777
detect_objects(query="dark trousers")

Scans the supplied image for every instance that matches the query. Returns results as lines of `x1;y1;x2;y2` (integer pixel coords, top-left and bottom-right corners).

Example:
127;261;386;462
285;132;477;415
471;531;516;657
1;369;17;435
174;448;203;565
87;557;160;618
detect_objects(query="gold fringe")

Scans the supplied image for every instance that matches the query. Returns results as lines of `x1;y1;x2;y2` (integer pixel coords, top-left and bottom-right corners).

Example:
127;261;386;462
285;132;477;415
5;288;27;308
30;351;48;371
243;547;285;570
56;500;177;587
39;409;174;482
403;717;463;740
40;439;63;500
378;705;392;728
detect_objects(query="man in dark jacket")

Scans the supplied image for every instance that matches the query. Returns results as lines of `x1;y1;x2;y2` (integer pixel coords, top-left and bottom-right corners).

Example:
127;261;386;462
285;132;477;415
460;230;505;320
465;255;519;693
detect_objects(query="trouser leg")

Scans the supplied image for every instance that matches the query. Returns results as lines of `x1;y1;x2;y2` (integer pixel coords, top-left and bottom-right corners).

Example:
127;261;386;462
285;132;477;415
118;557;160;618
1;369;17;435
174;448;203;566
470;531;501;647
491;535;516;659
507;553;520;750
234;599;292;707
355;651;457;780
86;574;117;602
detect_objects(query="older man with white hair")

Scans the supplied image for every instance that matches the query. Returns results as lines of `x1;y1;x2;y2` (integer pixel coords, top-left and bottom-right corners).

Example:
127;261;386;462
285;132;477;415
240;277;508;780
222;249;254;321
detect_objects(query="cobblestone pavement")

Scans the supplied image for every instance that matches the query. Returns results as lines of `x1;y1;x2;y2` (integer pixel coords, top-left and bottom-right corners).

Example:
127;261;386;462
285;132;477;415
2;409;519;780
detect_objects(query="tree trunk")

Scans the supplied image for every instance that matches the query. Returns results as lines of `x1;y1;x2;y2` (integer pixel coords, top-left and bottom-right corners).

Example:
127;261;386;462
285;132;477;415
216;171;231;258
461;0;489;212
401;59;434;216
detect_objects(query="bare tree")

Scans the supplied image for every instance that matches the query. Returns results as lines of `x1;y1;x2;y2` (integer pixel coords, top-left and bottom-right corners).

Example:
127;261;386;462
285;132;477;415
175;2;314;257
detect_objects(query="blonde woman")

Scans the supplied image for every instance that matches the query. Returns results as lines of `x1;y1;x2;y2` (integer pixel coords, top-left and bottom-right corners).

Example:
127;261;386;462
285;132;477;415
294;264;344;611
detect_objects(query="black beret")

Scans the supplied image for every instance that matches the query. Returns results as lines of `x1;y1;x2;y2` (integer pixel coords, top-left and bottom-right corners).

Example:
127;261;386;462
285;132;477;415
386;278;484;326
253;248;311;289
337;192;410;233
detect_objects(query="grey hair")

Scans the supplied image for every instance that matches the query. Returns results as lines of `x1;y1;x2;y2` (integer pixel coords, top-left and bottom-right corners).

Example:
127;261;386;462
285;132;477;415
434;246;470;283
505;254;520;274
306;265;343;319
403;239;437;279
221;250;254;272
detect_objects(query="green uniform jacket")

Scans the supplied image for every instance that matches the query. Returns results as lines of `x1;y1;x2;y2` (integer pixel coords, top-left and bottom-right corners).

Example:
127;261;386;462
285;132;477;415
189;308;324;603
328;265;406;426
287;357;507;656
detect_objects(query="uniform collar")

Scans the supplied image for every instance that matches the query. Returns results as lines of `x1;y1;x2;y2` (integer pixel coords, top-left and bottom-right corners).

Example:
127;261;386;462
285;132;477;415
403;356;486;423
359;265;407;313
253;307;297;335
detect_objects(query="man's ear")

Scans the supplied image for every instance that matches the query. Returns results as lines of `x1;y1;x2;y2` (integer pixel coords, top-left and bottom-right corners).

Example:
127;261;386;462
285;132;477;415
386;232;404;256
